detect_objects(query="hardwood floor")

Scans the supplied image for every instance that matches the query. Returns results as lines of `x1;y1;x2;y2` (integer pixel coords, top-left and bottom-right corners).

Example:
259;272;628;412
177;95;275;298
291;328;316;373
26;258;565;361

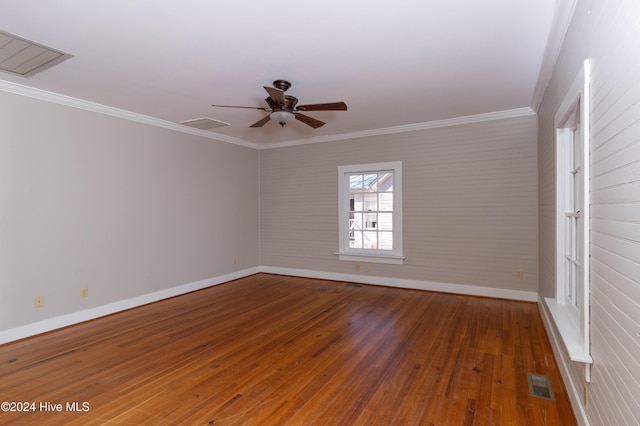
0;274;575;425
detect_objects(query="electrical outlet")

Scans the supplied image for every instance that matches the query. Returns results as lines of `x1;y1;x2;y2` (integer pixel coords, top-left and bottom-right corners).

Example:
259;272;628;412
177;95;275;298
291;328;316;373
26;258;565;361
232;256;237;265
34;296;44;308
516;270;524;280
364;264;370;273
80;287;88;298
355;263;361;272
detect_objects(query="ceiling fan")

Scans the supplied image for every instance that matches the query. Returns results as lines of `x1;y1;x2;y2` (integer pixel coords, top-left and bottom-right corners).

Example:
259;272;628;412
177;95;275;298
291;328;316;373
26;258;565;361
211;80;347;128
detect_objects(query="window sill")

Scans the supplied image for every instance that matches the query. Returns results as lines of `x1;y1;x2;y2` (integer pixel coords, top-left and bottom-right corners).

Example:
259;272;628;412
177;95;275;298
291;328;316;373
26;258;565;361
544;297;592;364
335;252;405;265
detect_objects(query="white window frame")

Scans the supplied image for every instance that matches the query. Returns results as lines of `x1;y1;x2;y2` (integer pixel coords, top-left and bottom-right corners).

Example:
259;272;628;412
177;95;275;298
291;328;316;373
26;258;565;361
545;59;592;374
337;161;404;265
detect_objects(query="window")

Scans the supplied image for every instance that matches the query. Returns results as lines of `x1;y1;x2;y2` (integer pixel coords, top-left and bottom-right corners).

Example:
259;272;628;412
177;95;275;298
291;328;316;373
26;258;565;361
337;161;404;264
560;117;584;312
545;59;592;370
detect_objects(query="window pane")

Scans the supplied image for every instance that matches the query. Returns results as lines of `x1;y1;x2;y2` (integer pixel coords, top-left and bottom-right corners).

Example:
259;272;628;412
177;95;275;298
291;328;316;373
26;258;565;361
565;217;572;256
571;264;580;307
364;193;377;211
378;213;393;230
576;217;582;263
379;232;393;250
353;194;364;212
352;213;363;230
349;174;363;191
379;193;393;211
565;258;572;302
350;231;362;248
363;231;377;249
379;173;394;192
365;213;377;229
363;174;378;191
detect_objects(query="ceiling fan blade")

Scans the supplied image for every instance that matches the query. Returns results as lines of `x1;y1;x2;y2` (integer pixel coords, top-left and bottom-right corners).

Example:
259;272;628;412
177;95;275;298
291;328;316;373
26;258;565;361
295;113;325;129
212;104;268;110
296;101;347;112
263;86;285;105
249;115;272;128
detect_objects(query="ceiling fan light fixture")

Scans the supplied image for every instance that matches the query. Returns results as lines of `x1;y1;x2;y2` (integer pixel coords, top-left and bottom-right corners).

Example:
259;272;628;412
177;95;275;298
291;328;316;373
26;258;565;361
211;81;345;129
270;110;295;127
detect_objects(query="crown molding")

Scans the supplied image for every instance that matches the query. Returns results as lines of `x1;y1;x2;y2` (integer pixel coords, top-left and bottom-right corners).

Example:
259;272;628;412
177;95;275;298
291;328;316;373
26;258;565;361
259;107;536;149
0;79;258;149
1;79;535;151
531;0;579;112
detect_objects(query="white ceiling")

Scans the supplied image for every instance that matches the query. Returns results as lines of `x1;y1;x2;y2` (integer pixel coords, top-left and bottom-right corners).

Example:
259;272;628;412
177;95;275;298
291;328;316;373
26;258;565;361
0;0;557;148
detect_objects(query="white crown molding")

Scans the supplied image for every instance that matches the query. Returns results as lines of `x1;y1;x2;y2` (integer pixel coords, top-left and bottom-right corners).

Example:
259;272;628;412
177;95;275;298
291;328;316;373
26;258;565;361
531;0;579;111
0;79;259;149
1;78;536;151
259;107;536;149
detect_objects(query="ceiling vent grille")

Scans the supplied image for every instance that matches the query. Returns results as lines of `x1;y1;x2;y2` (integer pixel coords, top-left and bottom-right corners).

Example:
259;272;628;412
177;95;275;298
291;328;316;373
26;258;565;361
0;30;73;77
180;117;229;130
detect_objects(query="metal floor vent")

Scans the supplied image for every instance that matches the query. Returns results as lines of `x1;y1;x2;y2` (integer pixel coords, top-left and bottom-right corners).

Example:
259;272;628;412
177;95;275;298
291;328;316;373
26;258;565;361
527;373;555;400
180;117;229;130
0;30;73;77
345;283;363;288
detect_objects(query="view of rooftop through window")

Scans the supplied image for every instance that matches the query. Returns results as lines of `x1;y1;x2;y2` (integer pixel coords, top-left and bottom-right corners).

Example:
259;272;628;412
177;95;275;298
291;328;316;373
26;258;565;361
348;171;394;250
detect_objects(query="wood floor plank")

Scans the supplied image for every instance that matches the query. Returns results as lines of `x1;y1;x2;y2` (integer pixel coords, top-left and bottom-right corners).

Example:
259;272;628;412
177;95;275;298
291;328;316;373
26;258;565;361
0;274;576;425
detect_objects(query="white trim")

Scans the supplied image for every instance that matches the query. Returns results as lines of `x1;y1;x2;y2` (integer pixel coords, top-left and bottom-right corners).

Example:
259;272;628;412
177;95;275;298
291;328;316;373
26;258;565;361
580;60;591;352
539;298;591;426
338;161;403;262
544;298;593;363
0;266;537;345
0;79;535;151
0;79;257;149
531;0;579;111
551;59;591;371
0;267;260;345
335;253;405;265
260;266;538;302
262;107;536;149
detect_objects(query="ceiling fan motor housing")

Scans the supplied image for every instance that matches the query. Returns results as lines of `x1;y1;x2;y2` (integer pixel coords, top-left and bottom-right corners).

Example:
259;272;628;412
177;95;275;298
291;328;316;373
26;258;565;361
266;94;297;111
272;80;291;92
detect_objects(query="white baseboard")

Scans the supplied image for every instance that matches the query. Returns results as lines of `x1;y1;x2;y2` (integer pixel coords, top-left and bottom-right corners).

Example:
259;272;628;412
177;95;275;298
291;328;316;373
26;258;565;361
0;267;260;345
260;266;538;301
2;266;585;424
538;297;590;426
0;266;537;346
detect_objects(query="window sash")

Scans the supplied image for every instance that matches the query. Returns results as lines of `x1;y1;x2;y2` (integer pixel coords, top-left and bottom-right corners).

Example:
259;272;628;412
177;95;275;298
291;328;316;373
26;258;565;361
347;170;394;252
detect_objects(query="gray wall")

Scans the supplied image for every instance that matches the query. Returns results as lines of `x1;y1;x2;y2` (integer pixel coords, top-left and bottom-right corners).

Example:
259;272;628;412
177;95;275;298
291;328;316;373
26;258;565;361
537;0;640;424
260;114;539;293
0;90;260;331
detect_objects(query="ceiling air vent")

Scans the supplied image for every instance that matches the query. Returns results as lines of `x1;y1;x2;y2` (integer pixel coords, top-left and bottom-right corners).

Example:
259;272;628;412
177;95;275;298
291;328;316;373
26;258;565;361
180;117;229;130
0;30;73;77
